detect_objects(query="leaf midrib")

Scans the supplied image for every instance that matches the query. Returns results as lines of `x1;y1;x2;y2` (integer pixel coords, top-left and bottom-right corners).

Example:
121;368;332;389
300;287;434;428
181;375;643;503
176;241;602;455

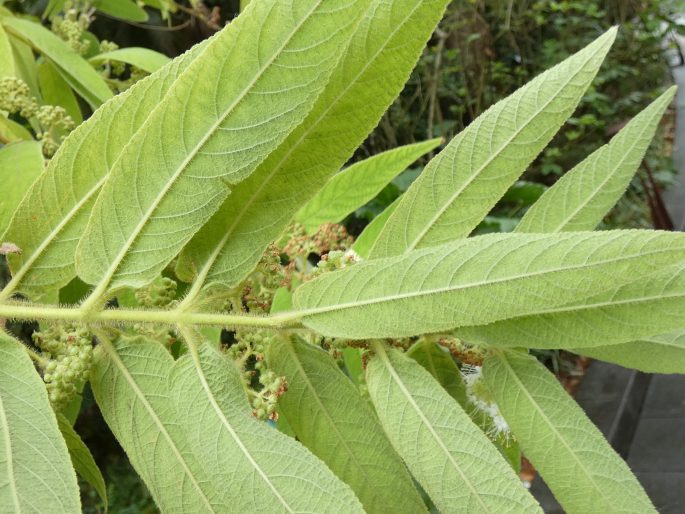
187;342;294;513
494;352;611;511
102;341;216;513
0;388;21;512
375;344;492;513
400;34;610;254
94;0;326;296
0;175;108;302
283;340;375;491
544;108;662;233
186;0;426;298
299;243;681;318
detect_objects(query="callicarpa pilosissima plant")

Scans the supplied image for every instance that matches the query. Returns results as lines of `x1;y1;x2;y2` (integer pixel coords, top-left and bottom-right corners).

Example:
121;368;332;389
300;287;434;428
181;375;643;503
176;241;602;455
0;0;683;512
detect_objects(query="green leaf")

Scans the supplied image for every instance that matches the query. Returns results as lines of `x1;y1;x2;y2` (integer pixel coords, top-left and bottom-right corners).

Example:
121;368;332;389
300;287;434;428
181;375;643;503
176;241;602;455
75;0;369;297
93;0;149;22
174;0;452;300
266;337;426;514
352;196;399;258
296;138;441;232
37;60;83;124
90;47;170;73
0;114;33;143
0;23;14;77
458;259;685;349
516;87;676;233
0;331;81;513
0;141;44;234
169;341;365;512
56;413;107;510
483;350;655;513
0;38;209;301
8;34;40;100
368;28;616;258
90;336;220;513
366;343;541;513
2;18;112;108
573;328;685;373
294;231;685;340
407;340;467;405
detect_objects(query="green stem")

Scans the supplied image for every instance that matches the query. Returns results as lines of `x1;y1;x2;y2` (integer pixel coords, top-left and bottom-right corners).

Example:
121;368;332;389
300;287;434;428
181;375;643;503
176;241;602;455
0;302;304;330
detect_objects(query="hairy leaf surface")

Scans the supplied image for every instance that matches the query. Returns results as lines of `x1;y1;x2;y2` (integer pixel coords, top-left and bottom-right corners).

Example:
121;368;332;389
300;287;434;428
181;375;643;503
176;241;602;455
170;343;365;513
76;0;367;295
483;350;655;513
294;231;685;339
2;18;112;108
0;39;209;301
57;413;107;510
0;23;14;77
352;197;399;258
266;337;426;514
407;340;467;405
0;331;80;513
0;141;43;234
516;87;675;233
175;0;451;299
368;28;616;258
90;336;220;513
295;138;441;232
366;344;541;513
458;261;685;348
89;48;170;74
573;328;685;373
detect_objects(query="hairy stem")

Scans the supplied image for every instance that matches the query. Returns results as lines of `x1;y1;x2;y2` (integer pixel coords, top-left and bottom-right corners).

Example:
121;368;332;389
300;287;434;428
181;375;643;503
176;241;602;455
0;302;304;330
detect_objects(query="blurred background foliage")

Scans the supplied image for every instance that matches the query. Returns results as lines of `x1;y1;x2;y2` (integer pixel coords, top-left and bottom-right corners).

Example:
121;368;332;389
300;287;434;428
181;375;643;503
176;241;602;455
0;1;682;511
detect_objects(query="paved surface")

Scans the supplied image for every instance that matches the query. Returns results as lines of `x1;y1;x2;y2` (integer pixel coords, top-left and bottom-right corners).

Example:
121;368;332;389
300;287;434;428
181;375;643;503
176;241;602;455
628;375;685;513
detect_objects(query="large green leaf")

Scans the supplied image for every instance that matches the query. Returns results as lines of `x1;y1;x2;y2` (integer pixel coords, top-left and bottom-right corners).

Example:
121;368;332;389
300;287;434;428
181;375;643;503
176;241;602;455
75;0;368;297
516;87;675;233
573;328;685;373
0;331;80;513
57;413;107;510
0;39;209;301
266;337;426;514
294;230;685;340
483;350;655;513
366;343;541;513
90;47;170;74
37;60;83;124
2;18;112;108
367;28;616;258
352;197;399;258
458;260;685;349
406;339;467;405
0;141;43;234
93;0;149;22
169;342;365;512
295;138;441;232
0;114;32;143
90;336;220;513
174;0;451;301
0;23;14;77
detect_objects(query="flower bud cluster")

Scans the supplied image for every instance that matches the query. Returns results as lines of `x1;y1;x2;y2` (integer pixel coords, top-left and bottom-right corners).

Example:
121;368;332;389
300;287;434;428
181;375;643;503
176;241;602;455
33;324;93;410
228;330;287;421
0;77;37;117
282;222;353;260
0;77;75;156
242;244;285;313
52;1;93;55
135;277;178;307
